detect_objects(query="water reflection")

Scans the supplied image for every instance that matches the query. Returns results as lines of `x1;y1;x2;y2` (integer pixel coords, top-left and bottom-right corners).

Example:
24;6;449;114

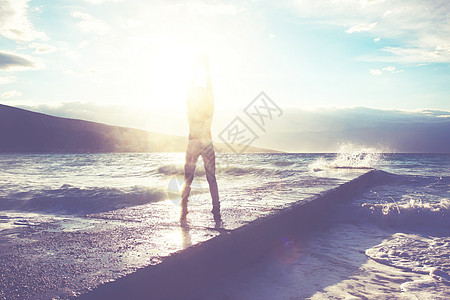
179;215;192;249
179;208;224;249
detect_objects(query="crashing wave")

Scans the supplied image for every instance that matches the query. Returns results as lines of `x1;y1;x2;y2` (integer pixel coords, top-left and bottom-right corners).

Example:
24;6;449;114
309;144;385;171
361;197;450;228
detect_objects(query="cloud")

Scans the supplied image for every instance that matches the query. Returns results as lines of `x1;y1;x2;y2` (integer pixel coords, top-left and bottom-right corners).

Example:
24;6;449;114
1;90;22;99
78;40;90;48
382;66;403;73
369;69;382;76
421;109;450;118
346;22;377;33
160;1;239;17
253;107;450;152
187;2;238;15
83;0;123;4
71;11;110;34
63;68;100;77
369;66;404;76
0;76;17;84
381;46;450;63
291;0;450;63
0;51;42;70
28;43;57;54
0;0;47;42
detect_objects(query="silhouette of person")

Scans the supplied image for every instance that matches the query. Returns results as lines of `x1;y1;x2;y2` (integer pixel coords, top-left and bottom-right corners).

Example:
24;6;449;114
181;54;220;220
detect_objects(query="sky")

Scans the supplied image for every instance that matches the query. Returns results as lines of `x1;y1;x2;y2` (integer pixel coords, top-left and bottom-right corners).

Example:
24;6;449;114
0;0;449;146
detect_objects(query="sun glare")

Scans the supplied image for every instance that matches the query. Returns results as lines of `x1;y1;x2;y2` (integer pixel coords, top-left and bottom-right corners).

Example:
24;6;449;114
144;43;208;108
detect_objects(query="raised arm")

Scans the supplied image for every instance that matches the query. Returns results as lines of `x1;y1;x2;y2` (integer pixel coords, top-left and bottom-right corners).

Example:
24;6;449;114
187;55;214;122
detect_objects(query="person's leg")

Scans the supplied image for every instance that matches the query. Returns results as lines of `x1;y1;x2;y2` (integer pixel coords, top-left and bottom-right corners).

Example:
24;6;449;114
182;140;200;214
201;142;220;213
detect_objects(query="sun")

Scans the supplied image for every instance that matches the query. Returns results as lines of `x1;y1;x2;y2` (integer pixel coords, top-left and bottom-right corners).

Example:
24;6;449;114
143;44;201;108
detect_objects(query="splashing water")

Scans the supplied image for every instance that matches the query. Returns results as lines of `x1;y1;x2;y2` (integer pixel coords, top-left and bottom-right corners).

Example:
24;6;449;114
361;197;450;228
310;144;385;171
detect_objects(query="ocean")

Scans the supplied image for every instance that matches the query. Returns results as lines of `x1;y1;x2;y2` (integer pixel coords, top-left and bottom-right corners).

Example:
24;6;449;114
0;150;449;299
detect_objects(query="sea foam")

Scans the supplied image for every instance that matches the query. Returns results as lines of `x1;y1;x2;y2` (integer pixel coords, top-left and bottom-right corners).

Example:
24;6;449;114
361;197;450;228
366;233;450;299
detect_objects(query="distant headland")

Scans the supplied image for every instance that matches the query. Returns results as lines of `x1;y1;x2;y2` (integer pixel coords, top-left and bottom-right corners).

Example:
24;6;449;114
0;104;278;153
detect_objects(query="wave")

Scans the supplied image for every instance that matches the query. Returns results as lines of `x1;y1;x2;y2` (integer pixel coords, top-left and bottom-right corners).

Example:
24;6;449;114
366;233;450;299
357;173;450;229
220;165;277;176
310;144;384;171
156;164;184;176
0;185;167;215
272;161;296;167
366;233;450;277
322;171;450;230
156;164;211;177
156;163;281;177
360;198;450;228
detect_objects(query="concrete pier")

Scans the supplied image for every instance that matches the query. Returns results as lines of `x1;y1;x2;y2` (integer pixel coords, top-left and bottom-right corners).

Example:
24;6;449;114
78;170;381;299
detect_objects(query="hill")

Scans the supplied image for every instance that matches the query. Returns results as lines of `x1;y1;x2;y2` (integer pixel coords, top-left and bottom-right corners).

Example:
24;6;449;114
0;104;277;153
